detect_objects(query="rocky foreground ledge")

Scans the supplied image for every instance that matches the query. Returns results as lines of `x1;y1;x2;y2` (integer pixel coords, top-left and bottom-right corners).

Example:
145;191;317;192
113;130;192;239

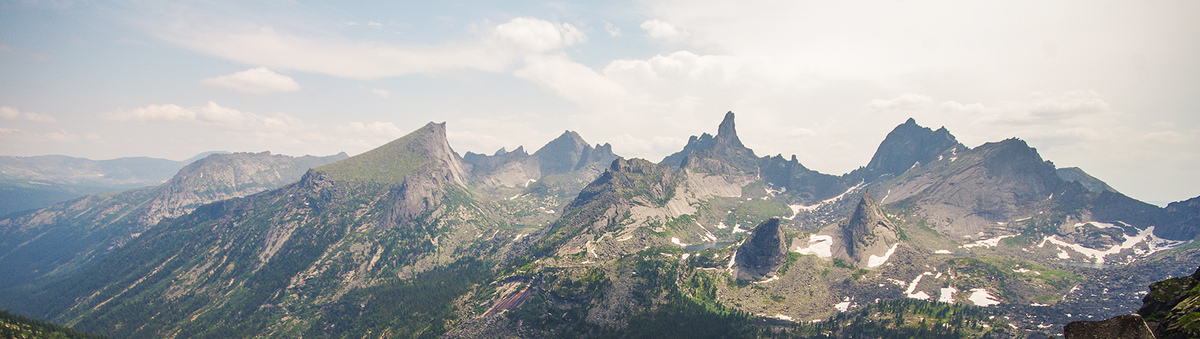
1065;266;1200;339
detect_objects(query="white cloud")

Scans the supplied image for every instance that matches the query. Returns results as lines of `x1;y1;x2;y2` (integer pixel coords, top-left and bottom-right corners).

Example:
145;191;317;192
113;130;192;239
961;90;1114;126
0;106;57;123
101;101;301;131
866;94;934;111
372;88;390;99
605;22;621;37
200;67;301;94
155;17;585;79
337;121;403;139
367;21;382;28
640;19;684;40
491;17;585;54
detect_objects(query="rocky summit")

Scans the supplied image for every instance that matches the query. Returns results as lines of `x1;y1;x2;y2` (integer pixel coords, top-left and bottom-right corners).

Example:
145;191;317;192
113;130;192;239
0;112;1197;338
733;218;788;282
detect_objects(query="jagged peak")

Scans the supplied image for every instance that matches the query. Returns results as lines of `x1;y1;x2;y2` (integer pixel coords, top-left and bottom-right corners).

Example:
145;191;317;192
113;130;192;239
855;118;961;182
661;112;755;168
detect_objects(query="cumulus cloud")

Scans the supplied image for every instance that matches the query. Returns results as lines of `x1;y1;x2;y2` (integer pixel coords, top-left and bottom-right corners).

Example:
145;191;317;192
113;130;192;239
0;106;57;123
491;17;585;54
640;19;684;40
372;88;390;99
201;67;301;94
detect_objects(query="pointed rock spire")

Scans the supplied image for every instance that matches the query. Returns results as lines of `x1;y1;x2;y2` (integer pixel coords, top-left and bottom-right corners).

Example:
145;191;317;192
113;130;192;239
715;111;744;149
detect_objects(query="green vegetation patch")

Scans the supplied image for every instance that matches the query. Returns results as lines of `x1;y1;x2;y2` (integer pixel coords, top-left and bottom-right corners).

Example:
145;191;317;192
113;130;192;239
315;129;433;184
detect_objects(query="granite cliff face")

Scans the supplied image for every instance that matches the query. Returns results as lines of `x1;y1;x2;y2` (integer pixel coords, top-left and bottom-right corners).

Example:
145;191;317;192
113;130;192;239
732;218;788;282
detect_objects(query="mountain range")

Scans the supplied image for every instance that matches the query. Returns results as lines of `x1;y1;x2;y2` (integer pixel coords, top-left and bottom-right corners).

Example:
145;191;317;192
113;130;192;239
0;112;1196;338
0;152;226;216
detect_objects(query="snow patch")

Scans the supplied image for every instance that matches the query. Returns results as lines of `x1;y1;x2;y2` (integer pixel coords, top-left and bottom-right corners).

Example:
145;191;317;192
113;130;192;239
1044;226;1186;264
968;288;1000;306
961;235;1016;249
905;272;934;300
774;314;794;321
834;301;851;312
716;222;728;229
939;287;957;303
934;249;952;254
616;235;633;242
788;181;864;214
755;275;780;284
671;237;688;247
793;234;833;259
732;224;749;234
867;243;899;268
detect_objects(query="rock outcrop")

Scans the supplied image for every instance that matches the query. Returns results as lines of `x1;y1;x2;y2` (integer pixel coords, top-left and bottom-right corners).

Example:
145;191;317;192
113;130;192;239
1063;314;1155;339
1137;266;1200;339
733;218;788;282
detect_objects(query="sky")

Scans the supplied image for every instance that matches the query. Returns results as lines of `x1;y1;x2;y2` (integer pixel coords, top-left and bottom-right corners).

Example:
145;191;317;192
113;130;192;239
1;0;1198;205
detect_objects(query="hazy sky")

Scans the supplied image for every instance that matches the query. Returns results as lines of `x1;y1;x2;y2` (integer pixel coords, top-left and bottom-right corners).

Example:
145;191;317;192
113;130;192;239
1;0;1197;204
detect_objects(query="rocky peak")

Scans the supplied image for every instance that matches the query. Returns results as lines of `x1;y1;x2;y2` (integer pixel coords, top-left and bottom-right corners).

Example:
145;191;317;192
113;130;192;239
733;218;788;282
978;139;1060;193
534;130;593;175
853;117;960;182
842;192;894;259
